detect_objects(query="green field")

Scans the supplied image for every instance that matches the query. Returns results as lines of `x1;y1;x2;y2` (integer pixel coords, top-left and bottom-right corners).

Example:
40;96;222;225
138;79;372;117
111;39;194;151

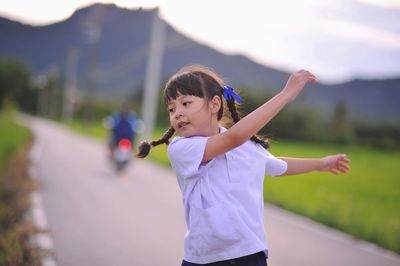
0;114;30;170
265;140;400;253
67;122;400;253
67;119;108;140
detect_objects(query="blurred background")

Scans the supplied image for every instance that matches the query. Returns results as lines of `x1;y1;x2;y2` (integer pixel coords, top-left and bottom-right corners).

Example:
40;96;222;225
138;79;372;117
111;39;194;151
0;0;399;265
1;0;399;141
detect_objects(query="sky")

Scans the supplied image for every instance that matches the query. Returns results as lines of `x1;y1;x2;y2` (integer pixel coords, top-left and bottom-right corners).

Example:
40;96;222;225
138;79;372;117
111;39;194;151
0;0;400;84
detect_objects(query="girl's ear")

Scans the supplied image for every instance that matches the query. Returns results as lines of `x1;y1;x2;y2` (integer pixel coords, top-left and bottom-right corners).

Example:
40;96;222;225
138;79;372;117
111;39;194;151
209;95;222;114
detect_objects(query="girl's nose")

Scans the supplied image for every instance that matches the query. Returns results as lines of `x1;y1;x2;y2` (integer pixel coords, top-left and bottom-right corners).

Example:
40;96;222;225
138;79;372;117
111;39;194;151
174;104;186;119
175;112;183;119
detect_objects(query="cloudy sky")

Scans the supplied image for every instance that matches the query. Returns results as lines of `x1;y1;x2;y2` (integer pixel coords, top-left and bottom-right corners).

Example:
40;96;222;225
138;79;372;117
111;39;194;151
0;0;399;84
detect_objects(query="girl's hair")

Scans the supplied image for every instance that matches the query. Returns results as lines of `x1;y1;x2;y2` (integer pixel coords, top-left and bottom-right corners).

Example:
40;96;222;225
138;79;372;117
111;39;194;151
136;64;269;158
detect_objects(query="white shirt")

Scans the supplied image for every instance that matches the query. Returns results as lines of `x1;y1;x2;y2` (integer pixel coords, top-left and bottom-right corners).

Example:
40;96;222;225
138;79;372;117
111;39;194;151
167;127;288;264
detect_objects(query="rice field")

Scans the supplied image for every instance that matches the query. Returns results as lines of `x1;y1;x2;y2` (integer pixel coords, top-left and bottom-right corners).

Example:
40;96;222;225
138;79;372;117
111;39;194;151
264;139;400;253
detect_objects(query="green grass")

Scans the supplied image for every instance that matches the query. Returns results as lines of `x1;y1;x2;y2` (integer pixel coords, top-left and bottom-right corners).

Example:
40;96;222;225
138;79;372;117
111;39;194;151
65;122;400;253
265;140;400;253
67;119;108;140
0;113;30;170
0;112;39;265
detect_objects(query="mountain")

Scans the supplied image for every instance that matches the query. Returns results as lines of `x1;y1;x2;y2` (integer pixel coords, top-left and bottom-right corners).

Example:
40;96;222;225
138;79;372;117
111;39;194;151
300;78;400;121
0;3;399;122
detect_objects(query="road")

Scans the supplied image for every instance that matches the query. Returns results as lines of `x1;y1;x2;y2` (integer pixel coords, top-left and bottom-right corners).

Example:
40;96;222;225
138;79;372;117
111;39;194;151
24;116;400;266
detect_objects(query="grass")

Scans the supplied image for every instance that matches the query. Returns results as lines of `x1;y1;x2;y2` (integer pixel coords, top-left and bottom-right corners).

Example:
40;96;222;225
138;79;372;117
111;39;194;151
67;119;108;140
0;113;30;170
64;121;400;253
0;112;40;265
265;140;400;253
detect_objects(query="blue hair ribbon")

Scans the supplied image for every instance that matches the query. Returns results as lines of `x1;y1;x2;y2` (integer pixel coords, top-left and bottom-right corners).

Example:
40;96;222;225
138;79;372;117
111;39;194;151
222;85;244;104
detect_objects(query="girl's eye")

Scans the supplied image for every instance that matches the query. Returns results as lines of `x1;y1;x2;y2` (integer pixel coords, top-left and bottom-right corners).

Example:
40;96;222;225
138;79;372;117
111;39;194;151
168;107;174;113
183;101;191;106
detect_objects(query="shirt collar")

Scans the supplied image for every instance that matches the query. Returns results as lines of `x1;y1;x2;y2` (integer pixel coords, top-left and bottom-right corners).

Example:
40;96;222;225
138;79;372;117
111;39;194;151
219;126;227;133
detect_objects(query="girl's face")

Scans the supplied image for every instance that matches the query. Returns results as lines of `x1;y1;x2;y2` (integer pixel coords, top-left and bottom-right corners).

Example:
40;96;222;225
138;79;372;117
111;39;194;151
167;93;220;137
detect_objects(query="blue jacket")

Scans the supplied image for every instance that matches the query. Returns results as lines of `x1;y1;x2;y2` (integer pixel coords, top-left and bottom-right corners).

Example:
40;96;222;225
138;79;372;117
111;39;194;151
109;112;137;144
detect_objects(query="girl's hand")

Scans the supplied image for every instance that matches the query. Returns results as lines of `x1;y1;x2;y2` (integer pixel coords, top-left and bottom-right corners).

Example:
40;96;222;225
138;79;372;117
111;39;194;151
282;70;317;102
318;154;351;175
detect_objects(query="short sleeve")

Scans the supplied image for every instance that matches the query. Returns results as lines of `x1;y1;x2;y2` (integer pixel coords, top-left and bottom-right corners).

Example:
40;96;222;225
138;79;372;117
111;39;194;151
265;150;288;177
167;136;209;179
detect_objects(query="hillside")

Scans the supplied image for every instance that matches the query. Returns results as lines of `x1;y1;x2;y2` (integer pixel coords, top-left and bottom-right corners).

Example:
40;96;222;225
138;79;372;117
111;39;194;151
0;3;399;122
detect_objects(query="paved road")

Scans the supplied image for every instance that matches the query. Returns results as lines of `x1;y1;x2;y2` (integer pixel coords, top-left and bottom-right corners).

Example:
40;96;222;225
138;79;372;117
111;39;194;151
24;117;400;266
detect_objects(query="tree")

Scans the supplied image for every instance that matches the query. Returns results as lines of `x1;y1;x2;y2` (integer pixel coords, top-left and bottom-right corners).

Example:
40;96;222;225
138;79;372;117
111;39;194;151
0;58;44;114
330;101;355;144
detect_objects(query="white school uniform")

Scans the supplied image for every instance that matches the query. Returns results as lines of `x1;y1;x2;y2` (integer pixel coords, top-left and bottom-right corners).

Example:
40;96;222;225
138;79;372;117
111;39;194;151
167;127;288;264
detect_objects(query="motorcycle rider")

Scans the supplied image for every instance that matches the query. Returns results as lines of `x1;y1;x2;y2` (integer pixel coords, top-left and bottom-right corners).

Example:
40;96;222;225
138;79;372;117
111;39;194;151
105;103;138;158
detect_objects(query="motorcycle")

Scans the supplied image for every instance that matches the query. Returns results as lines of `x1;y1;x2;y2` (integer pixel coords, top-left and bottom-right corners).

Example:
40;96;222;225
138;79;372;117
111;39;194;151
112;138;133;172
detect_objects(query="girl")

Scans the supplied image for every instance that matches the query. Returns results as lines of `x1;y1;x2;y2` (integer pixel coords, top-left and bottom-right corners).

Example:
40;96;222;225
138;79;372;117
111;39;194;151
137;65;351;266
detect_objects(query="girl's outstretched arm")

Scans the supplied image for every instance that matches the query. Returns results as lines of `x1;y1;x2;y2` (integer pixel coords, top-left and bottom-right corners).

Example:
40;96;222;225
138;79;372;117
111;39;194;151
277;154;351;176
203;70;317;162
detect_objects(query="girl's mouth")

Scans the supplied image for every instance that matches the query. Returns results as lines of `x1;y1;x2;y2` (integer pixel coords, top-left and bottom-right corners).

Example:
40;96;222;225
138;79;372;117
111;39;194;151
177;122;189;129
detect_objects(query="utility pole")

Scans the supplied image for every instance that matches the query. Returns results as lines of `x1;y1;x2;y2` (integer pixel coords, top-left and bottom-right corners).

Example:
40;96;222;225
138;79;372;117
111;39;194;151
48;66;60;119
141;8;166;141
63;48;79;123
84;22;101;123
35;75;48;117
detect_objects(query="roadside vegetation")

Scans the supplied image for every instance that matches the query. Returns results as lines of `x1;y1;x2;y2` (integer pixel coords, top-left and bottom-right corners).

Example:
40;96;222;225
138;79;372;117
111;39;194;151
0;112;40;265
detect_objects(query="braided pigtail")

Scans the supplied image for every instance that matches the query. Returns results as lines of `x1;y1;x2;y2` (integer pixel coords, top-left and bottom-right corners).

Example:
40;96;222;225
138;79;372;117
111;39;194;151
225;92;270;149
136;126;175;158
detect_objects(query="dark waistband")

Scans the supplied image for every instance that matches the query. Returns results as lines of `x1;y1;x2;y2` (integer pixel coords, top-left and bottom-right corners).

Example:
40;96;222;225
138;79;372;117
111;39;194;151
182;251;266;266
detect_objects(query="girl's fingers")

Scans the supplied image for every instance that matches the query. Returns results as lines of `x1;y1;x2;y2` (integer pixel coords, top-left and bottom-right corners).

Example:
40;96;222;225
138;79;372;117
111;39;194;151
330;168;339;175
338;166;348;173
322;154;351;175
337;155;351;166
331;163;350;174
342;157;351;163
305;72;317;83
339;161;350;170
